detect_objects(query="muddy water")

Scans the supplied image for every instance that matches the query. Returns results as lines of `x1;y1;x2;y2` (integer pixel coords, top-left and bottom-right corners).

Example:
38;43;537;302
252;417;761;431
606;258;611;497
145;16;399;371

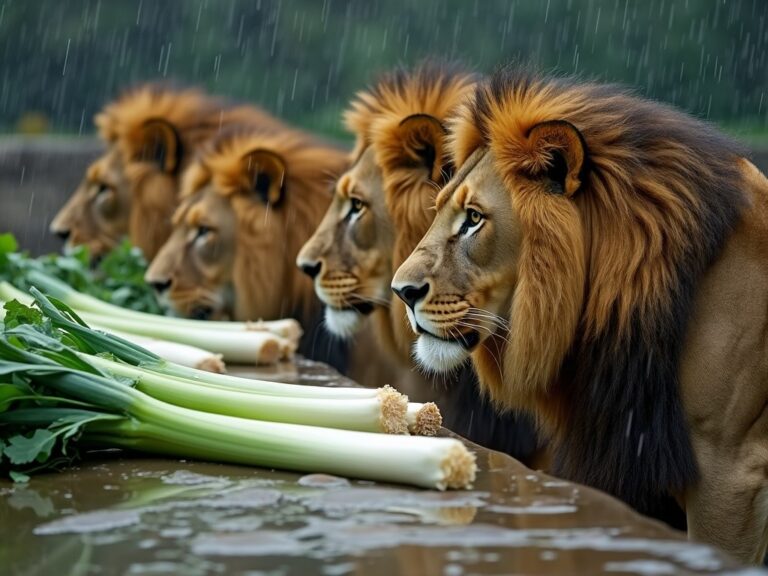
1;359;759;575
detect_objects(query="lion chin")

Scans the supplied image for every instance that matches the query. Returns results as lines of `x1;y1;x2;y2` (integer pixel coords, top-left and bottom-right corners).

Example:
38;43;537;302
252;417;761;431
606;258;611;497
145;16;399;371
414;334;469;372
323;307;364;339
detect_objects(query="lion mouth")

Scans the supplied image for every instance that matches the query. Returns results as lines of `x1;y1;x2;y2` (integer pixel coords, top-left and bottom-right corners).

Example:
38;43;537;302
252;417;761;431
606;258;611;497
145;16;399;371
190;305;214;320
415;322;480;350
330;300;375;316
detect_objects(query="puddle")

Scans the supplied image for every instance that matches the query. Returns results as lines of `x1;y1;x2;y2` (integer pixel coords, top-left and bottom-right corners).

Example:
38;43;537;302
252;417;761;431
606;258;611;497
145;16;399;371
160;470;230;486
294;486;488;513
192;530;307;556
486;504;578;515
34;509;142;535
297;474;351;488
200;488;282;509
604;560;679;574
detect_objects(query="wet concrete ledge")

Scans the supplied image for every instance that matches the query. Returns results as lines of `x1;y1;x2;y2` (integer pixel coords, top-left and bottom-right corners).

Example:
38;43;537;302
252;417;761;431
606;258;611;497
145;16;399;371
1;359;762;575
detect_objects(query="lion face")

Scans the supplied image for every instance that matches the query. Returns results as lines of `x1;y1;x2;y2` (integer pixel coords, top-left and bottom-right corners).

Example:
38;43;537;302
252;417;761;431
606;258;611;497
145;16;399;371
394;117;590;405
49;151;131;259
145;187;237;320
148;129;343;323
296;146;393;338
51;119;184;261
392;149;521;371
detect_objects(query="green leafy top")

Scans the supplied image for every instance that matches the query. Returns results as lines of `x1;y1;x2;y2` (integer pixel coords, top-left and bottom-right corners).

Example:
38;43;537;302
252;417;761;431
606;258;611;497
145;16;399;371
0;234;162;314
0;296;139;478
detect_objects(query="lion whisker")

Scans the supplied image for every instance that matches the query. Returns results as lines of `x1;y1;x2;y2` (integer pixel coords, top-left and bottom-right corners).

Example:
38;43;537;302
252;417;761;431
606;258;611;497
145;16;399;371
348;292;391;307
466;307;511;329
463;314;511;336
453;319;513;348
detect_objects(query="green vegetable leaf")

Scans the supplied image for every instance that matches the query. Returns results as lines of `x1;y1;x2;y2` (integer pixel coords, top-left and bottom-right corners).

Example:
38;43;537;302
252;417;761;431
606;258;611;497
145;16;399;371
4;324;105;376
3;300;43;329
0;233;18;256
0;383;25;413
3;235;161;314
0;234;22;285
4;429;57;464
28;288;159;365
97;241;162;313
9;470;30;483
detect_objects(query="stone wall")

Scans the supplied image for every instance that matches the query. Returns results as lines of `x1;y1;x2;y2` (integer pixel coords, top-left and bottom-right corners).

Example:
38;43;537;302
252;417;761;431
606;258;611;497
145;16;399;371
1;136;767;256
0;137;103;255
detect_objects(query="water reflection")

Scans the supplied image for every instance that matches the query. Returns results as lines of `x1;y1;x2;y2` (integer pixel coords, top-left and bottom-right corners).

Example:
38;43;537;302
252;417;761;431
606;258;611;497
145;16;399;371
3;453;758;575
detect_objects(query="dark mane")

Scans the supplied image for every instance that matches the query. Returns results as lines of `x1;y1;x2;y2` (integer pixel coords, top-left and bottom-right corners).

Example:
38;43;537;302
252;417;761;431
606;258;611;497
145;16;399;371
452;63;748;519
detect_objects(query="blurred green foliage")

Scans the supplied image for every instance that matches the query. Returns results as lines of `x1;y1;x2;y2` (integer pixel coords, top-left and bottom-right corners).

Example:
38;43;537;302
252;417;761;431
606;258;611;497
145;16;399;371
0;234;162;313
1;0;766;138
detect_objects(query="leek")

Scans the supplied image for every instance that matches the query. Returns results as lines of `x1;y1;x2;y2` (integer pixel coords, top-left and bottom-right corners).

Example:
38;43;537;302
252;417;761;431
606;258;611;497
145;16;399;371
27;289;428;434
0;280;297;365
407;402;443;437
6;289;441;435
0;293;228;372
0;365;474;489
103;332;226;373
84;354;409;434
4;272;302;340
33;293;380;400
0;296;475;489
79;310;294;365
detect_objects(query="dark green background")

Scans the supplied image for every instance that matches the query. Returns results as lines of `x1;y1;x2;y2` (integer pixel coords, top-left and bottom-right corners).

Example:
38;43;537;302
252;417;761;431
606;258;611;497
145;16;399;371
2;0;766;140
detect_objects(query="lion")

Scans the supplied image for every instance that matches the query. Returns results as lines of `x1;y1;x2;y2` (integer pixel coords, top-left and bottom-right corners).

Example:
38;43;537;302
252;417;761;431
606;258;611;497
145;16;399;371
392;65;768;563
144;126;347;331
297;63;476;354
50;84;283;260
296;63;541;461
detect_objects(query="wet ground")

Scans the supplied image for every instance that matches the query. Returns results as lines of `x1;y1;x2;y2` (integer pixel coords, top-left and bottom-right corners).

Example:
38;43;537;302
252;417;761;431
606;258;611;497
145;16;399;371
1;359;761;575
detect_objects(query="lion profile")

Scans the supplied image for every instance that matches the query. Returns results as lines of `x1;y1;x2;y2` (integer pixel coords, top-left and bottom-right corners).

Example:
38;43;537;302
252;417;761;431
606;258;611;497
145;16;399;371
145;126;348;327
50;84;283;260
297;62;477;357
393;65;768;562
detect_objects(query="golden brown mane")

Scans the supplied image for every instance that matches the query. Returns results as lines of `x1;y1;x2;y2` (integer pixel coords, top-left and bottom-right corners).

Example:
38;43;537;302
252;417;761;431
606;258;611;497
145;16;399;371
346;63;476;357
93;84;284;258
365;65;476;266
95;84;284;150
446;65;748;513
181;128;348;320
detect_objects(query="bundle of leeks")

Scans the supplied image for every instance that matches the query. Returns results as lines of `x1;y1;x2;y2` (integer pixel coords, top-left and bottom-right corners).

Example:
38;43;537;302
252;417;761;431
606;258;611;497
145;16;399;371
0;290;467;489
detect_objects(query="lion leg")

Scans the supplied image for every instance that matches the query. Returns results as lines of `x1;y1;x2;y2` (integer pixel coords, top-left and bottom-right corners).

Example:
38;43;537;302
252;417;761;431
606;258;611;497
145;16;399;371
685;441;768;564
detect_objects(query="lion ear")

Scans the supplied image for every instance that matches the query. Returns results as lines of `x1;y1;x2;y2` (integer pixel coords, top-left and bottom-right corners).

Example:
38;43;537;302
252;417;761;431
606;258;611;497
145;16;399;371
241;149;287;206
527;120;588;197
138;119;182;174
396;114;449;183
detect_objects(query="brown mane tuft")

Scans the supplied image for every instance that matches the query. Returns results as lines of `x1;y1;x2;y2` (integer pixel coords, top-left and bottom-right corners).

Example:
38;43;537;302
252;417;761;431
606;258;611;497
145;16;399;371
93;83;284;258
346;62;476;357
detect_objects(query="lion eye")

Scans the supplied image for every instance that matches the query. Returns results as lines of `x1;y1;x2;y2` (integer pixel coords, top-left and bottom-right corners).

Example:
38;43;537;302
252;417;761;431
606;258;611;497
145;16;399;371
459;208;485;236
96;183;110;195
196;226;211;239
347;197;366;220
350;197;365;212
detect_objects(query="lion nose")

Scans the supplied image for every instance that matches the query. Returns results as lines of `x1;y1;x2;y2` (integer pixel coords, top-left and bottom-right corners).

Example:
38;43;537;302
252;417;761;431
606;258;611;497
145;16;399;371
148;279;172;294
392;282;430;310
53;228;71;241
299;260;322;280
